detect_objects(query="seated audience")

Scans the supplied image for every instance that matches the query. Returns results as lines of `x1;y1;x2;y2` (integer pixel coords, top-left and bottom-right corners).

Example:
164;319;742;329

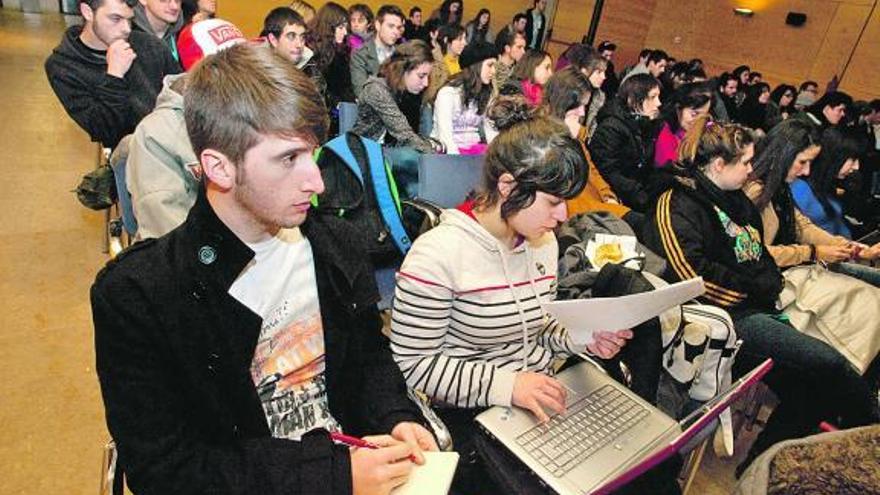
181;0;215;25
524;0;547;49
556;44;607;135
620;48;667;84
732;65;750;108
430;0;464;26
126;18;245;240
589;73;666;212
262;8;326;101
746;119;880;285
545;67;633;223
133;0;184;65
310;2;355;117
654;82;713;168
492;29;526;94
352;40;437;153
794;91;853;132
495;12;527;48
738;82;772;131
391;96;638;492
502;49;552;106
641;116;878;476
351;4;404;98
464;8;493;44
747;71;763;86
404;6;424;40
712;71;738;123
92;42;437;495
620;48;650;81
766;84;796;129
45;0;181;149
347;3;374;54
431;41;498;154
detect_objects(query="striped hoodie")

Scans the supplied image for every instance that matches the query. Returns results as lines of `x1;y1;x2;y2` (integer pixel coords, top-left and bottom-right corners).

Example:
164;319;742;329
390;208;578;409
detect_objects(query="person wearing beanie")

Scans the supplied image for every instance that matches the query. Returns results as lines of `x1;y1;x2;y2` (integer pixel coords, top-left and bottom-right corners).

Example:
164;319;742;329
126;18;245;239
430;41;499;154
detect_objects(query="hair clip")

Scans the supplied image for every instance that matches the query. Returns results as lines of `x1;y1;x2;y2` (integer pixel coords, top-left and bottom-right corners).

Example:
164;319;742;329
705;120;715;129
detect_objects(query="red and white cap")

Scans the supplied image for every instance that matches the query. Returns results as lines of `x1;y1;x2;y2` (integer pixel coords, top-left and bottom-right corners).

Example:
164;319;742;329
177;19;247;72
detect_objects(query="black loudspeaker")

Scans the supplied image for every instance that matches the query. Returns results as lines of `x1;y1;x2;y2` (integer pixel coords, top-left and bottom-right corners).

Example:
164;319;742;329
786;12;807;26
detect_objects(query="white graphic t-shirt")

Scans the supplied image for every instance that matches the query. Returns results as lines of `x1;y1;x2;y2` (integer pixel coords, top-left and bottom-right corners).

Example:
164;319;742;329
229;228;340;440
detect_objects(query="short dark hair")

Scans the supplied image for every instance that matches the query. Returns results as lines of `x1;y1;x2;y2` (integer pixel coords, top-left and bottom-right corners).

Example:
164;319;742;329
597;41;616;52
663;81;713;132
495;29;525;52
479;96;587;218
748;71;762;82
638;48;652;59
376;4;405;23
617;73;661;113
261;7;305;38
438;24;466;54
513;12;528;24
870;99;880;112
799;80;818;92
732;65;750;78
647;49;668;65
718;72;737;88
409;6;421;16
543;67;592;120
80;0;137;10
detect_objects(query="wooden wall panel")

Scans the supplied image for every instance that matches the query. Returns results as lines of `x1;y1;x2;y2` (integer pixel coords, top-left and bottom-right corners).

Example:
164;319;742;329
593;0;658;69
219;0;533;41
839;4;880;99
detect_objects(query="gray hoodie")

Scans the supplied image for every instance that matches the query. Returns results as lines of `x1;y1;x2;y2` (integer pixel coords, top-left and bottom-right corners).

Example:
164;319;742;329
126;74;199;240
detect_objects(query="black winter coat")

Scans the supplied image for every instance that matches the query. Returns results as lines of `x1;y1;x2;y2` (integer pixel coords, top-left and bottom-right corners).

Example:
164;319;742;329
91;190;425;494
45;26;180;149
641;173;783;315
588;100;667;212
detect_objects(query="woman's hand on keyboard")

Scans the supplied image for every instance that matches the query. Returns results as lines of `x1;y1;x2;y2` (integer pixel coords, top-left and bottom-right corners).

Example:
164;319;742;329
512;372;567;423
586;329;634;359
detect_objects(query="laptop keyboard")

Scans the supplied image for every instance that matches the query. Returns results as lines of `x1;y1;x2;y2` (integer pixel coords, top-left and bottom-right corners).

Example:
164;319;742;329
515;384;650;477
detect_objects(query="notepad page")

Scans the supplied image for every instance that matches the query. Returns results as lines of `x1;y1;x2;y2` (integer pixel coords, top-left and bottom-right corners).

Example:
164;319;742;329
391;451;460;495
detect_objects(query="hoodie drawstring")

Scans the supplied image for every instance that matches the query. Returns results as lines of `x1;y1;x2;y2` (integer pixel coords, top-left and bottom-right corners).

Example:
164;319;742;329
498;243;546;372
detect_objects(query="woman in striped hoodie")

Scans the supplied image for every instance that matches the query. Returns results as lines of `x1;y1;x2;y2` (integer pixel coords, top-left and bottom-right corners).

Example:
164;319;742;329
390;97;637;490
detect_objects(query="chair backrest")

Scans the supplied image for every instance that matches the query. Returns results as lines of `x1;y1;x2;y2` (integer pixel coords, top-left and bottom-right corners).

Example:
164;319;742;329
338;102;358;135
417;154;484;208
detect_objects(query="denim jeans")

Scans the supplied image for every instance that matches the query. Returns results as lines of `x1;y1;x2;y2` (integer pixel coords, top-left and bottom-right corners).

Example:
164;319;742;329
830;261;880;288
732;312;878;457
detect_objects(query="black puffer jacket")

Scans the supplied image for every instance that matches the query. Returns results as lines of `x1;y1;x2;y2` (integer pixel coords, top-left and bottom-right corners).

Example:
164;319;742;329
641;172;783;315
588;100;667;212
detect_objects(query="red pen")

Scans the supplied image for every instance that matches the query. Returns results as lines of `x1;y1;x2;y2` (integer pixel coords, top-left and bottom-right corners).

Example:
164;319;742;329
329;432;418;462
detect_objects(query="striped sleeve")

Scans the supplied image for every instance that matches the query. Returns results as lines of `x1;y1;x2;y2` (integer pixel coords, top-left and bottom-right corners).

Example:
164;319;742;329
654;190;749;308
390;271;518;408
534;316;578;359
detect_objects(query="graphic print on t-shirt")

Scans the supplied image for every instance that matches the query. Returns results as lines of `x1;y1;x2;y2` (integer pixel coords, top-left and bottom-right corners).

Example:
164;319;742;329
230;228;340;441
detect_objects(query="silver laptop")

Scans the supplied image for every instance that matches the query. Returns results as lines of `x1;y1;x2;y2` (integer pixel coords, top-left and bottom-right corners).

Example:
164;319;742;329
476;358;772;495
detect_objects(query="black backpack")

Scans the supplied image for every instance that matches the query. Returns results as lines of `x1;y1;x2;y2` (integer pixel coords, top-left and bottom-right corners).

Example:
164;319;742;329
316;133;431;265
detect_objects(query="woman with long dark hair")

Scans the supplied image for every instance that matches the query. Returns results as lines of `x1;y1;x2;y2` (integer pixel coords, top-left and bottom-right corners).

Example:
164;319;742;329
437;23;467;76
433;0;463;26
464;8;493;44
641;116;878;476
766;84;796;129
653;82;713;168
431;42;497;154
738;82;772;131
310;2;355;115
589;73;666;212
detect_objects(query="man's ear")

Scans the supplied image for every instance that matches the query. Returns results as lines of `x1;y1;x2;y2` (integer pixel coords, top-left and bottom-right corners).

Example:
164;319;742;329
80;2;94;22
200;149;236;191
497;172;516;199
266;33;278;48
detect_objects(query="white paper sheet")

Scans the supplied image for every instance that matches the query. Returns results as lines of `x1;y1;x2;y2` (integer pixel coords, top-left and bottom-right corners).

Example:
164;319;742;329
390;451;460;495
546;277;705;346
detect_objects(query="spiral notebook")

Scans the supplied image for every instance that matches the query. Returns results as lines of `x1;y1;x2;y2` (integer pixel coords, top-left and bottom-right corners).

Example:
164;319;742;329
391;451;460;495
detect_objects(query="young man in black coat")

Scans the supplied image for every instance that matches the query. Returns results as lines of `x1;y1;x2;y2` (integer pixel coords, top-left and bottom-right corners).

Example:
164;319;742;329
90;43;437;495
45;0;180;149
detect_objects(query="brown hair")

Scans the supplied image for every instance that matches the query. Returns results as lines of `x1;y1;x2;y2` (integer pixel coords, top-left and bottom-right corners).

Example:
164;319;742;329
379;39;435;96
677;115;754;172
543;67;591;120
184;43;328;167
512;49;551;84
476;96;587;218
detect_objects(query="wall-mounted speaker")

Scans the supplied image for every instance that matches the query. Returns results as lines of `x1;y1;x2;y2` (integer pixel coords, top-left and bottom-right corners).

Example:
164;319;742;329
786;12;807;26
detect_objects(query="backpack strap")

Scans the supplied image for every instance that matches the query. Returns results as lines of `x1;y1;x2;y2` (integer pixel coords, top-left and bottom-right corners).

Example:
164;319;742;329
360;136;412;254
322;134;364;184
